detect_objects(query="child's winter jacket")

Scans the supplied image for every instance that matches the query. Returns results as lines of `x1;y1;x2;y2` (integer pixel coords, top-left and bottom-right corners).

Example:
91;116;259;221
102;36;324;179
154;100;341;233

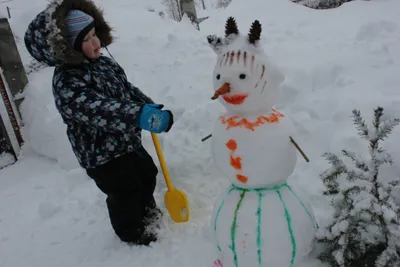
24;0;155;168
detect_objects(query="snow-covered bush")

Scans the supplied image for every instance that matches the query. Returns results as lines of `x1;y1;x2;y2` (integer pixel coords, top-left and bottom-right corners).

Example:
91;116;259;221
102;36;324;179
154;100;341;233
215;0;232;8
291;0;350;9
317;107;400;267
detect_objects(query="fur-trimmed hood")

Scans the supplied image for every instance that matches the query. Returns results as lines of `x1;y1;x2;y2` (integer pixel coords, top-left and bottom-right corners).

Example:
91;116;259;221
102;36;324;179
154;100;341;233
24;0;113;66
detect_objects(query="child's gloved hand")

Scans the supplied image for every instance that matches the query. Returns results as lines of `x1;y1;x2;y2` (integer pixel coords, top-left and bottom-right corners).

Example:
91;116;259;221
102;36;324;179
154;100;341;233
138;104;174;133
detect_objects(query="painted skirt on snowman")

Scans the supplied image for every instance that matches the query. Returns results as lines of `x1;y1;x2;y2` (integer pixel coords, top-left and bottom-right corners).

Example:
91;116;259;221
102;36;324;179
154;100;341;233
212;183;317;267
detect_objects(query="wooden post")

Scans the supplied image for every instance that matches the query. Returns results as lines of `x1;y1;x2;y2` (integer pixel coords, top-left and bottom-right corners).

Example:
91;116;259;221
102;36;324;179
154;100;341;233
179;0;199;30
0;18;28;112
0;70;23;148
0;113;17;162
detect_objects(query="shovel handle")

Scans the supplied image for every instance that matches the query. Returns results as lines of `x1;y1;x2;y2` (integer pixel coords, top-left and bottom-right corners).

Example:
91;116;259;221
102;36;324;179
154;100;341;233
151;133;175;191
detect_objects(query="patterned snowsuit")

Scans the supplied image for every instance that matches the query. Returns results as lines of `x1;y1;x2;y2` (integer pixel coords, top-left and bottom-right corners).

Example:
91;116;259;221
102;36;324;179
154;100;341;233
24;0;161;244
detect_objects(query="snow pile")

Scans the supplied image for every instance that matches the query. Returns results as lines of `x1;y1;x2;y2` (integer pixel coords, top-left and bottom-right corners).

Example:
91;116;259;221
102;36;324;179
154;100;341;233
0;0;399;266
19;68;80;170
0;152;14;168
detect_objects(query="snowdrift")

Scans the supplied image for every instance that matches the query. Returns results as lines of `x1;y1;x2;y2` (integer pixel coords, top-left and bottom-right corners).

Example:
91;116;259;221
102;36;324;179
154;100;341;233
0;0;399;266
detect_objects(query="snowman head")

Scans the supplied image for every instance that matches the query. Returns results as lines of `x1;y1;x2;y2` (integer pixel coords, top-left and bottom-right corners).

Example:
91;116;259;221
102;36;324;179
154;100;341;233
207;17;284;116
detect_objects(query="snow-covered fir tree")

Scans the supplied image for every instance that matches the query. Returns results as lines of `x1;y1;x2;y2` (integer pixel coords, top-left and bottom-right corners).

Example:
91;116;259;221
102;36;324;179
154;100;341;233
317;107;400;267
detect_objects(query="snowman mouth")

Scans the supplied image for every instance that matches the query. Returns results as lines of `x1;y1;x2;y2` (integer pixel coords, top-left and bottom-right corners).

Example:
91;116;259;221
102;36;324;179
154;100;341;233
222;93;248;105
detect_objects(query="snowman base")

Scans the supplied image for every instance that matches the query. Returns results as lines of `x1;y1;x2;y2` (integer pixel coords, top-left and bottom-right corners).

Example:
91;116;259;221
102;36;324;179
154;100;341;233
212;183;316;267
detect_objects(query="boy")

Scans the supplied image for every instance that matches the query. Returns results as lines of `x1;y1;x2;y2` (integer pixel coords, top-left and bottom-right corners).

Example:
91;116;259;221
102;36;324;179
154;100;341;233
24;0;173;245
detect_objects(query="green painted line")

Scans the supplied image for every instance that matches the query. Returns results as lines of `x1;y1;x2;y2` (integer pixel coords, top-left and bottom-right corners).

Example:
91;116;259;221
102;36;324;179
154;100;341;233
287;185;317;229
277;190;296;267
217;183;306;267
257;192;263;266
214;187;235;252
230;191;246;267
231;183;287;192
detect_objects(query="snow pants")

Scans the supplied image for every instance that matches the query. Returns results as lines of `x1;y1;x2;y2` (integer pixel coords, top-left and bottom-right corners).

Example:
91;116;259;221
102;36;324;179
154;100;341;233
86;145;159;243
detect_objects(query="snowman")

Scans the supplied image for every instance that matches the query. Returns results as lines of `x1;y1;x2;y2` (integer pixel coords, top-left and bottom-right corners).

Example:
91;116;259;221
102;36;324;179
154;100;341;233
206;17;317;267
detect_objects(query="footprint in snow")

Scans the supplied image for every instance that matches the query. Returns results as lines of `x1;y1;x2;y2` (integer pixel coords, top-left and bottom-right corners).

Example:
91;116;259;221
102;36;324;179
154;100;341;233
37;202;63;220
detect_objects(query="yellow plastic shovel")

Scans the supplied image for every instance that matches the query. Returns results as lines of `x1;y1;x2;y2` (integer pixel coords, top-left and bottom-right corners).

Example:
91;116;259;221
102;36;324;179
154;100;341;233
151;132;190;223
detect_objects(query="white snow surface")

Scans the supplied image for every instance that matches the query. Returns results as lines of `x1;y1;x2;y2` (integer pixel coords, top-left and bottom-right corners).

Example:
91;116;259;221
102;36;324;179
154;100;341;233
1;0;400;266
0;153;14;168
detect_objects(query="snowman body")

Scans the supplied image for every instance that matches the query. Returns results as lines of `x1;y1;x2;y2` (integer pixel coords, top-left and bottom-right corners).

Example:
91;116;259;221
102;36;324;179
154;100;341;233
207;18;316;267
211;111;297;189
211;111;316;267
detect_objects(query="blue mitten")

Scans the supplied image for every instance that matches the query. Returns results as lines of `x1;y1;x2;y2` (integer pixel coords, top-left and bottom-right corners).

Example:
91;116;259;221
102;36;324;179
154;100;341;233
138;104;173;133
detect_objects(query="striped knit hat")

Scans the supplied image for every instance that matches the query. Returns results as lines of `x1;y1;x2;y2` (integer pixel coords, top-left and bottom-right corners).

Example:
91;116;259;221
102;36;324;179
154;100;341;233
65;10;95;52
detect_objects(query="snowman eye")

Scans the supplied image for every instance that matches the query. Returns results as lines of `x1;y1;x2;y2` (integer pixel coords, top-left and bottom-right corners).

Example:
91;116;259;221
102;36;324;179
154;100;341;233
216;74;221;80
239;74;246;80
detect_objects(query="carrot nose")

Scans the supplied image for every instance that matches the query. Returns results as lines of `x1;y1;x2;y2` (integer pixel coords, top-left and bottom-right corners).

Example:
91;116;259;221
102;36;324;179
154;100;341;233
211;83;230;100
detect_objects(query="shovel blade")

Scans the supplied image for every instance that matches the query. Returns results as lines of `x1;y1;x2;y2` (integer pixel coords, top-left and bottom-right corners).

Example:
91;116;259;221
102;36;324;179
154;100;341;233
164;189;190;223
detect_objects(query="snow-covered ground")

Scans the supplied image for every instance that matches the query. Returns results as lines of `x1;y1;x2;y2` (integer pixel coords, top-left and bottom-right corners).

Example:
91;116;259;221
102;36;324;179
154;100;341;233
1;0;400;266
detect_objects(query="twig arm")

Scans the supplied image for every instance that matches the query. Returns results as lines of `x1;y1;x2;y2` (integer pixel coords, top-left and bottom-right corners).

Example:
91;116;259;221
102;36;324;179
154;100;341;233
289;136;310;162
201;134;212;142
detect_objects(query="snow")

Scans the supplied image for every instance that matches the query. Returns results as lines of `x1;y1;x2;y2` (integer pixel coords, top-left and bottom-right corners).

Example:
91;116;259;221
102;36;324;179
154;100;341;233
0;0;400;266
0;152;14;168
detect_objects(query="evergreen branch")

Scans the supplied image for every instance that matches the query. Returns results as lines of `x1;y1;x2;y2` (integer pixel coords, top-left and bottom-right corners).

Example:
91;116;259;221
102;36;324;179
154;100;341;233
383;198;400;216
342;149;369;172
370;150;393;169
323;152;342;164
376;252;400;267
343;185;366;197
342;190;355;208
373;107;384;135
378;184;391;203
375;236;400;266
381;195;400;215
379;151;393;165
388;180;400;188
352;109;369;140
369;149;393;186
369;135;380;155
347;168;371;182
349;207;382;225
321;152;347;195
321;169;342;195
378;118;400;141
